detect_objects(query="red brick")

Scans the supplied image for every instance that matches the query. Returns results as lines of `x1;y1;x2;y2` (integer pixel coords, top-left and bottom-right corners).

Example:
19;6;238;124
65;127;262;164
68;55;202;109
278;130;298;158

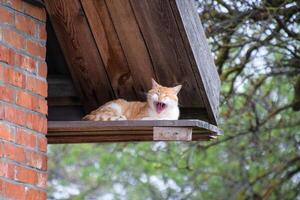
0;85;14;103
3;142;26;163
16;91;47;114
24;3;46;21
28;113;47;133
4;105;27;127
37;136;47;152
26;76;47;97
26;188;45;200
2;28;26;49
0;142;3;158
0;64;3;81
37;172;47;189
0;160;15;178
16;90;36;110
0;45;14;65
38;62;47;78
4;68;25;88
0;7;13;24
36;98;47;114
16;15;36;36
15;165;38;184
25;150;47;170
2;0;23;12
15;53;36;73
0;103;4;119
0;123;13;141
39;191;47;200
15;128;36;149
3;181;26;200
39;24;47;40
16;90;47;114
0;179;3;194
27;40;46;58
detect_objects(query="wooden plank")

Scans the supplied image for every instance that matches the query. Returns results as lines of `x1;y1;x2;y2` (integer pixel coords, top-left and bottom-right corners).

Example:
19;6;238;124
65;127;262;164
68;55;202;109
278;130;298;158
104;0;156;97
80;0;137;100
46;21;70;76
48;106;84;121
45;0;115;112
129;0;204;107
170;0;221;124
48;75;78;97
47;134;214;144
153;127;192;141
48;97;82;106
47;120;222;143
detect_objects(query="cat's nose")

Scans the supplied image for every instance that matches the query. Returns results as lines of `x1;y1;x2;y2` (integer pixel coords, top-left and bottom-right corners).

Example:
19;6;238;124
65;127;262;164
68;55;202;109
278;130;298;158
158;97;165;102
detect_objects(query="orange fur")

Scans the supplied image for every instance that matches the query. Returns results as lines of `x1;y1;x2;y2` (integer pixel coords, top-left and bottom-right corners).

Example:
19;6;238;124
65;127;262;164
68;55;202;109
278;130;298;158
83;79;182;121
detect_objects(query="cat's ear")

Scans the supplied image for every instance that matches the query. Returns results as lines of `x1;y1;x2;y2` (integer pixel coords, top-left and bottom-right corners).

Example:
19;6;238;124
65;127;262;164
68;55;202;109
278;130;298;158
172;85;182;94
151;78;160;88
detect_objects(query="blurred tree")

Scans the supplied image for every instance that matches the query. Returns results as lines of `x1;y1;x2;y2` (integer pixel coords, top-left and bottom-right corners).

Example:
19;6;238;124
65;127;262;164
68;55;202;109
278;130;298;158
48;0;300;199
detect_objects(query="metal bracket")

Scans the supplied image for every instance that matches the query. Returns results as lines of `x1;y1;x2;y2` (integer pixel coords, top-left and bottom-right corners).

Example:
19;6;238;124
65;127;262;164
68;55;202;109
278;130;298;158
153;127;192;141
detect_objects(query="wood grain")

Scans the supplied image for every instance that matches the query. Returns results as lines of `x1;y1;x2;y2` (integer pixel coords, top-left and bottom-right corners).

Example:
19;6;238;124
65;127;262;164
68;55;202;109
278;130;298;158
47;120;222;143
105;0;156;98
170;0;221;124
129;0;204;107
80;0;137;100
45;0;221;125
153;127;192;141
48;75;78;98
45;0;115;112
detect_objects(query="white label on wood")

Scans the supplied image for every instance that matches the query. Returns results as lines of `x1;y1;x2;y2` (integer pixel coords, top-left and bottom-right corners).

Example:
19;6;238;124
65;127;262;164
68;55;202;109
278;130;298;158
153;127;192;141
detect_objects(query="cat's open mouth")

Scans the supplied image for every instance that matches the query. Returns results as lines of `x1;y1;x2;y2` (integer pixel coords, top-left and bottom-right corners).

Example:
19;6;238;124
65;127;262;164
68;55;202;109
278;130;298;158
155;102;166;113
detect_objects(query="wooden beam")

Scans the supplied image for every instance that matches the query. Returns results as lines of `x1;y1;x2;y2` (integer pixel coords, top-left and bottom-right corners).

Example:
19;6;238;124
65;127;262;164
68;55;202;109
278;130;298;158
47;120;222;144
104;0;156;96
48;106;84;121
48;75;78;98
129;0;204;107
80;0;137;100
170;0;221;124
45;0;115;112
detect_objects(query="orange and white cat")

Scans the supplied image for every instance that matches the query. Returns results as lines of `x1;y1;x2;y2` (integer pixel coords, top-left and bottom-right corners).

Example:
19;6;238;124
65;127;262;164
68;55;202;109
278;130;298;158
83;79;182;121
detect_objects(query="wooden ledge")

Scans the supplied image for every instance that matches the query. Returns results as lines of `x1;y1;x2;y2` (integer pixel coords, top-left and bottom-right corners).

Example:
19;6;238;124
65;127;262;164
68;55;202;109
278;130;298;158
47;120;222;144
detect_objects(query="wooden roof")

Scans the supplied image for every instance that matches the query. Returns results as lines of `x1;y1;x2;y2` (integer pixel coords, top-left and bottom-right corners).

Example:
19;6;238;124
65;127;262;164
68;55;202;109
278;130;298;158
44;0;220;125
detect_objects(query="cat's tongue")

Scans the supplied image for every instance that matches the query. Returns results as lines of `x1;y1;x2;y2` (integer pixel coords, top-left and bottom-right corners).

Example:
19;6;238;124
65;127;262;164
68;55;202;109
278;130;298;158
155;102;166;114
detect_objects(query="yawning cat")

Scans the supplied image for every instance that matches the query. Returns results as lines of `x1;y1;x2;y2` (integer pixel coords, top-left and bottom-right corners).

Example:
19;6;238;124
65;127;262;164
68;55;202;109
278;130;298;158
82;79;182;121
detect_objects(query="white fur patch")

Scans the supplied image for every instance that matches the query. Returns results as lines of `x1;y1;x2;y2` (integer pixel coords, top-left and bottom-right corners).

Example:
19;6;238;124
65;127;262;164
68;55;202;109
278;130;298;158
108;103;122;115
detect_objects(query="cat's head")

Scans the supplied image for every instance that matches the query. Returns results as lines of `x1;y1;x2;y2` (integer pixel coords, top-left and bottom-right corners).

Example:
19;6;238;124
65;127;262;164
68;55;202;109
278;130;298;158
147;79;182;114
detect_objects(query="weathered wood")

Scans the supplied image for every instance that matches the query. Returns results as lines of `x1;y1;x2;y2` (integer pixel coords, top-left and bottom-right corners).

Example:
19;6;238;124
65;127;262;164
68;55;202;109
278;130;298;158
46;22;70;76
45;0;115;112
129;0;204;107
48;75;78;97
153;127;192;141
46;0;221;125
105;0;156;97
170;0;221;124
47;120;222;143
80;0;137;100
48;106;85;121
48;97;82;107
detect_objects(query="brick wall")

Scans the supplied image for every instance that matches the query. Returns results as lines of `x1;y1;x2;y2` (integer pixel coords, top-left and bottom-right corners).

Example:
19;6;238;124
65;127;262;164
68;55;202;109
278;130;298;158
0;0;47;199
